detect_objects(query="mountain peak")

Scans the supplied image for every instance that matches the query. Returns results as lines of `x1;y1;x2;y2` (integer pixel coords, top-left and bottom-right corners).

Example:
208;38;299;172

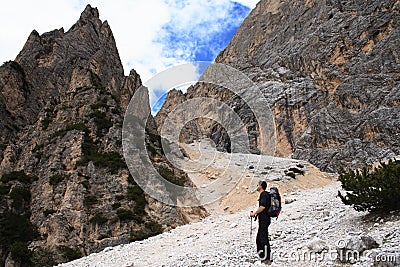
80;4;100;21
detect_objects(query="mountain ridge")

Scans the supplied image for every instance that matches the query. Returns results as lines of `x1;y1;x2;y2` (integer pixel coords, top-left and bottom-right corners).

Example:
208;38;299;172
0;5;206;266
156;0;400;172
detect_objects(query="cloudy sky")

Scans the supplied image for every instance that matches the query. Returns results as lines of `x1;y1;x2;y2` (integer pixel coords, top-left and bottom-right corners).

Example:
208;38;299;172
0;0;259;112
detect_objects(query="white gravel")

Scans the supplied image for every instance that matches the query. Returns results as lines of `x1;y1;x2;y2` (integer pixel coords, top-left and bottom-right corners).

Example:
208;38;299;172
57;182;400;267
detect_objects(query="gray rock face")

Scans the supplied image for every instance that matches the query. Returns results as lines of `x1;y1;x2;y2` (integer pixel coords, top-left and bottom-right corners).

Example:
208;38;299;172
157;0;400;171
0;5;205;266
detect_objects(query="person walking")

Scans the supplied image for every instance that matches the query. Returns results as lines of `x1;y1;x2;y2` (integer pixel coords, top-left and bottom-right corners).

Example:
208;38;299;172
250;180;272;265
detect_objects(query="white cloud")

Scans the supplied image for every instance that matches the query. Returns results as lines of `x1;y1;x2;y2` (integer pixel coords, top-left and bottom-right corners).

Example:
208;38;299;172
145;61;213;112
234;0;259;8
146;63;198;93
0;0;254;110
0;0;82;63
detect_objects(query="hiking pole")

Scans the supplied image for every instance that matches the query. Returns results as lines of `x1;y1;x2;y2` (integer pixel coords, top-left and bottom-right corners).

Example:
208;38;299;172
250;211;258;242
250;210;253;242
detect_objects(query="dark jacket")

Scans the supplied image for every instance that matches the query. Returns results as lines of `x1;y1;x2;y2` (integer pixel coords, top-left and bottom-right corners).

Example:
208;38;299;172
258;191;271;222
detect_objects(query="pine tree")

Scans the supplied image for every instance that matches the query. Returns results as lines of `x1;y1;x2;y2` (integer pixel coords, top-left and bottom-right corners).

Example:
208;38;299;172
338;159;400;212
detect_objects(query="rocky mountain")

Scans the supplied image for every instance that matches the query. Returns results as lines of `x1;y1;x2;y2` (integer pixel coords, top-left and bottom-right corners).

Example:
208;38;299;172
156;0;400;172
0;5;205;267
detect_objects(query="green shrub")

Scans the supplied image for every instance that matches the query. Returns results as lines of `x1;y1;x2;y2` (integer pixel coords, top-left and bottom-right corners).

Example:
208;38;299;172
5;61;30;94
146;132;173;156
111;202;121;210
145;221;163;234
57;246;82;262
109;216;119;224
83;195;97;207
78;134;98;165
127;186;147;218
90;110;113;136
0;185;10;195
110;93;118;102
43;209;56;216
49;174;67;186
0;197;37;266
0;142;8;150
127;185;145;200
89;213;108;225
31;247;57;267
158;167;184;186
10;187;31;210
32;143;44;153
75;86;91;92
338;159;400;212
10;241;32;265
129;221;163;242
115;194;125;201
127;174;136;185
77;172;91;179
80;180;90;190
147;132;161;144
53;123;89;139
7;61;25;76
66;123;89;133
42;115;52;130
130;229;148;242
91;98;109;110
147;145;158;156
1;171;32;184
34;151;43;160
78;133;126;174
0;212;36;248
116;208;134;221
89;69;103;91
91;152;126;174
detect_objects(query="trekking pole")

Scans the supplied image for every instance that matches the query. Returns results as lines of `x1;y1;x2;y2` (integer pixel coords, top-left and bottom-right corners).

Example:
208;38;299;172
250;211;258;242
250;210;253;242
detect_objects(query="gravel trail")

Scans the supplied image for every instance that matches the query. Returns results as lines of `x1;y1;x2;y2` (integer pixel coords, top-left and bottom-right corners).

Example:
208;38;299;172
58;182;400;267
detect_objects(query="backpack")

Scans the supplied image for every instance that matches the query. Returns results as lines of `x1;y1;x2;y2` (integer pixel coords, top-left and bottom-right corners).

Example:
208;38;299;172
267;187;281;218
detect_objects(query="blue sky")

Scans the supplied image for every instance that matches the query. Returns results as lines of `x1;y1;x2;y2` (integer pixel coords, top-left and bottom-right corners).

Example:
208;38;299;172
149;61;213;113
0;0;258;113
149;1;252;113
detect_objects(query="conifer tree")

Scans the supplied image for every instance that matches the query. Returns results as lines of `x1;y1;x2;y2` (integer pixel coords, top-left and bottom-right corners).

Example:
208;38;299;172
338;159;400;212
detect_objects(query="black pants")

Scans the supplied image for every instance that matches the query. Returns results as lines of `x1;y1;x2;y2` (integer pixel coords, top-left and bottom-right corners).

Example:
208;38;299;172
256;218;271;260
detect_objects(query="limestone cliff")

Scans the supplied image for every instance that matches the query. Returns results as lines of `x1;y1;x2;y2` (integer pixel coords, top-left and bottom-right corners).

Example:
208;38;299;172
0;5;205;266
156;0;400;172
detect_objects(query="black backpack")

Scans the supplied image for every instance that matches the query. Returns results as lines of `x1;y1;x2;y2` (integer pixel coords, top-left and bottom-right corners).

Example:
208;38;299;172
267;187;282;218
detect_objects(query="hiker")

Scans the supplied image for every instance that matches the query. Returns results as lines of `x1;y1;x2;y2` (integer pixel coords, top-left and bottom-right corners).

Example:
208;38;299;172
250;180;272;265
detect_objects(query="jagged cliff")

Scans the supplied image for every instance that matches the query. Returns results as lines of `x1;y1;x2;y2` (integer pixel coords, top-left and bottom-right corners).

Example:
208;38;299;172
0;5;205;266
156;0;400;172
